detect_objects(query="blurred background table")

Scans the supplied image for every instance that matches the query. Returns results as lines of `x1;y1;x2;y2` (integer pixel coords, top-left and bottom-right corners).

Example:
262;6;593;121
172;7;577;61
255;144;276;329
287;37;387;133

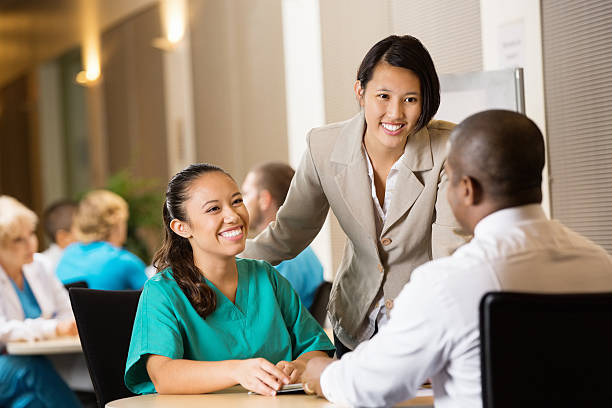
6;336;82;355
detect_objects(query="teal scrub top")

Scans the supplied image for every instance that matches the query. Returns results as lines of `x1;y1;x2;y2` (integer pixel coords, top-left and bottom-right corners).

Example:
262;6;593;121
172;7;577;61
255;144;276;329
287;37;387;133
9;277;42;319
125;258;335;394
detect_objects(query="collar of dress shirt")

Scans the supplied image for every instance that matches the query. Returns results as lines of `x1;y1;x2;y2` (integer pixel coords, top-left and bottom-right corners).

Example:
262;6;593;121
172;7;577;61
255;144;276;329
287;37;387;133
362;143;407;218
474;204;546;238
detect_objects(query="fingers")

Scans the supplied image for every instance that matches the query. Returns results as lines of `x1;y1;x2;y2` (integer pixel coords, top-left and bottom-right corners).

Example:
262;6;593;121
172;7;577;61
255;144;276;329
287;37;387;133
260;360;290;386
56;320;77;336
288;368;299;384
276;361;296;379
249;378;278;396
242;359;290;396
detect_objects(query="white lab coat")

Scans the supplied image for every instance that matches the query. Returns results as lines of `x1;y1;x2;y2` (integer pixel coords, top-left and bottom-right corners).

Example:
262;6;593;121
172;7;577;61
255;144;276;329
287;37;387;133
0;253;74;347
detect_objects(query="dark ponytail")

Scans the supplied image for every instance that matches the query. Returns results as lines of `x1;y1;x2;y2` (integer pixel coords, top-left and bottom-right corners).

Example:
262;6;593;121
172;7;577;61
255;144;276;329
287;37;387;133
152;163;233;319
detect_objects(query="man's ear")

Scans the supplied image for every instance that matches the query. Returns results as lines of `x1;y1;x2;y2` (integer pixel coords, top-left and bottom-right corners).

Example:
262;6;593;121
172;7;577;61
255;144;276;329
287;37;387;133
463;176;483;206
353;80;365;107
170;219;192;239
258;189;274;212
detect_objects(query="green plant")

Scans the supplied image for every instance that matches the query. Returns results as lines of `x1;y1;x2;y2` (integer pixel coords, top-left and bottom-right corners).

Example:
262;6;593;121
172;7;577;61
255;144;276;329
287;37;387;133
106;170;164;263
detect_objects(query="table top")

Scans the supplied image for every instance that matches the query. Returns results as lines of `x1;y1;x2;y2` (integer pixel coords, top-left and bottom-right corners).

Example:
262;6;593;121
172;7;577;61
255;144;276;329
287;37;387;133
6;336;82;355
106;386;434;407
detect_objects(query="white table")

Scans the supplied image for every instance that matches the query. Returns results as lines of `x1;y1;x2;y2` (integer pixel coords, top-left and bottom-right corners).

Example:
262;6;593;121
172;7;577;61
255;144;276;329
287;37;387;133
106;385;434;407
6;336;82;355
6;336;93;391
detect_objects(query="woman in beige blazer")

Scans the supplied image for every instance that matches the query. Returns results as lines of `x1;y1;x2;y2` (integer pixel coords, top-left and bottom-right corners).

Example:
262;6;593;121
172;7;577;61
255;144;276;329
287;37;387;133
242;35;466;355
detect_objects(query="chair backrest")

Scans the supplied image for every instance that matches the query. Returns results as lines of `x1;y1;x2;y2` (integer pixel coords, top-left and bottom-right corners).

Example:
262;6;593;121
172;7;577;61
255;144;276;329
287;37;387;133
480;291;612;408
69;288;141;408
64;280;88;290
309;281;332;326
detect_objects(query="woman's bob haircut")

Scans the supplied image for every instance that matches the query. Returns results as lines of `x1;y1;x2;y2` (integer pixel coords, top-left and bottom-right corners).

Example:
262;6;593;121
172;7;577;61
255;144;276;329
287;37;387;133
356;34;440;132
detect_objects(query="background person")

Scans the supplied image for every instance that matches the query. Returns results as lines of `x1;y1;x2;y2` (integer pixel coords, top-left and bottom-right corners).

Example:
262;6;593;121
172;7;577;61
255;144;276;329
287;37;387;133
301;110;612;407
0;195;81;408
242;35;467;356
125;163;334;396
56;190;147;290
241;162;324;309
41;199;78;272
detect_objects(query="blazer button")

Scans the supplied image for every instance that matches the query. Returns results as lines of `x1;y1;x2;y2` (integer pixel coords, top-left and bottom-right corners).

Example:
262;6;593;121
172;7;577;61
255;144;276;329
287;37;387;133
381;237;392;246
377;264;384;273
385;299;394;310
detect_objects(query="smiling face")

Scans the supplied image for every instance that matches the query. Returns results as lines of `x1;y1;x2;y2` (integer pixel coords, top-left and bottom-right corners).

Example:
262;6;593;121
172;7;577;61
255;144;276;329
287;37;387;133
356;62;422;154
0;219;38;274
172;171;249;261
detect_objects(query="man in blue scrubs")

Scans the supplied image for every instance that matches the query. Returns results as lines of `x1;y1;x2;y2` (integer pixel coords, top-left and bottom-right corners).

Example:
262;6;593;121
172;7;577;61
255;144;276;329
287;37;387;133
241;162;324;309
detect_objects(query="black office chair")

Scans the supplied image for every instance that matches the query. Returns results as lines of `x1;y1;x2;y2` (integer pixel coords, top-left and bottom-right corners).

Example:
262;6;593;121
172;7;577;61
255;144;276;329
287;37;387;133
69;288;141;408
309;281;332;326
64;280;88;290
480;291;612;408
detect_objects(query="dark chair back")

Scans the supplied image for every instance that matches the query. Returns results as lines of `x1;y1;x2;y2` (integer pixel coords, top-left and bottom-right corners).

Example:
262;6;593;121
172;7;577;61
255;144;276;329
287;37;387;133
309;281;332;326
480;291;612;408
69;288;141;408
64;280;88;290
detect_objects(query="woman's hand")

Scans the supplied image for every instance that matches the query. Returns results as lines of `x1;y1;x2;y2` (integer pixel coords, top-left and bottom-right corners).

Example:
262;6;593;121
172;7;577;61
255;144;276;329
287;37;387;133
56;319;78;337
233;358;290;396
276;359;306;384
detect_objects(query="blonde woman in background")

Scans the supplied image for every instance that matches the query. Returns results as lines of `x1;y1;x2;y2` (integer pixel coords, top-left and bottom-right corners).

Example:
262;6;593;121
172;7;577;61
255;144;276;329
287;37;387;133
56;190;147;290
0;195;81;408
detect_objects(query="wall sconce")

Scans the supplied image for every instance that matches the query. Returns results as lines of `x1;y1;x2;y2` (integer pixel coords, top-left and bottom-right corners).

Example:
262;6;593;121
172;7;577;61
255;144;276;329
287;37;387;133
75;65;101;87
76;0;101;87
151;37;180;52
152;0;186;52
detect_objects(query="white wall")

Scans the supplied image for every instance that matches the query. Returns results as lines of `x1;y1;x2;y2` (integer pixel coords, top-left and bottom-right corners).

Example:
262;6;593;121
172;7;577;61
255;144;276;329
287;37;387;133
190;0;289;180
480;0;551;216
281;0;334;279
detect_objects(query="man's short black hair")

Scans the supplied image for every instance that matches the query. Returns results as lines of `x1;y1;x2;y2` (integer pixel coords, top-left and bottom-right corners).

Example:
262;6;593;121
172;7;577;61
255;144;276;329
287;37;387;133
448;110;545;206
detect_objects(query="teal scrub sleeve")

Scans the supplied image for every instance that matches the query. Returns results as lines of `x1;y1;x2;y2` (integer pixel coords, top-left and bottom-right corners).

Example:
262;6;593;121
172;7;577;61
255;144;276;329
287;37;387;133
265;262;335;359
124;277;184;394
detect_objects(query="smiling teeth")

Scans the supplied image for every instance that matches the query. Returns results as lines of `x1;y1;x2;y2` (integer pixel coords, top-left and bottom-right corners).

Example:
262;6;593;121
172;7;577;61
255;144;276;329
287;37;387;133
382;123;403;131
220;228;242;238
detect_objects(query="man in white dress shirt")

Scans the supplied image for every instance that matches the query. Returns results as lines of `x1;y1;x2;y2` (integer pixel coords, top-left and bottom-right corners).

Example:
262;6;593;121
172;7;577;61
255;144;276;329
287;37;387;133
301;110;612;407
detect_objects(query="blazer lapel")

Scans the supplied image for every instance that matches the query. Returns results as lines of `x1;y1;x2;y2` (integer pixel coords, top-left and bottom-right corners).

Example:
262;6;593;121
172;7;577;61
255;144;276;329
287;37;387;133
331;111;378;241
382;126;434;236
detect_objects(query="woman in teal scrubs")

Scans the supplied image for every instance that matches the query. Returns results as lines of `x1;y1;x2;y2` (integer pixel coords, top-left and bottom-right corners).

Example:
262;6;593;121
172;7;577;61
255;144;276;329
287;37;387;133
125;164;334;396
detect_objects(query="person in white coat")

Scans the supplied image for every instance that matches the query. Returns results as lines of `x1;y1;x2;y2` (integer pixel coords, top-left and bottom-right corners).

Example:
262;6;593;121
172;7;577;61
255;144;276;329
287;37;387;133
301;110;612;407
0;195;81;408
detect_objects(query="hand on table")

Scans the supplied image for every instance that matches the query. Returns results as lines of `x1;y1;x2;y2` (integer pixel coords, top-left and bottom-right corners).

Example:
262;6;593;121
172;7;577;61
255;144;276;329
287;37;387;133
301;356;334;398
56;319;78;337
233;358;290;396
276;359;306;384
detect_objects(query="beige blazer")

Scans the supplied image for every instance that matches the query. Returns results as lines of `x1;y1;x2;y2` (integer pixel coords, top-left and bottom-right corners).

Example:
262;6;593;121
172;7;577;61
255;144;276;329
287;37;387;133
242;112;466;348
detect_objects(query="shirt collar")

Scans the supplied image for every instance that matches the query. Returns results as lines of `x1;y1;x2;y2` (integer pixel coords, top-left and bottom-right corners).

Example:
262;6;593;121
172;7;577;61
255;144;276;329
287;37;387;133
474;204;547;238
362;144;406;179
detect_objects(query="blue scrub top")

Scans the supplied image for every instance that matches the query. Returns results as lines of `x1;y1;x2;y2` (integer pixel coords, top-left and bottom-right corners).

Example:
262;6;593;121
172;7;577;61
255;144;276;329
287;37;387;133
9;276;42;319
56;241;147;290
275;246;324;309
